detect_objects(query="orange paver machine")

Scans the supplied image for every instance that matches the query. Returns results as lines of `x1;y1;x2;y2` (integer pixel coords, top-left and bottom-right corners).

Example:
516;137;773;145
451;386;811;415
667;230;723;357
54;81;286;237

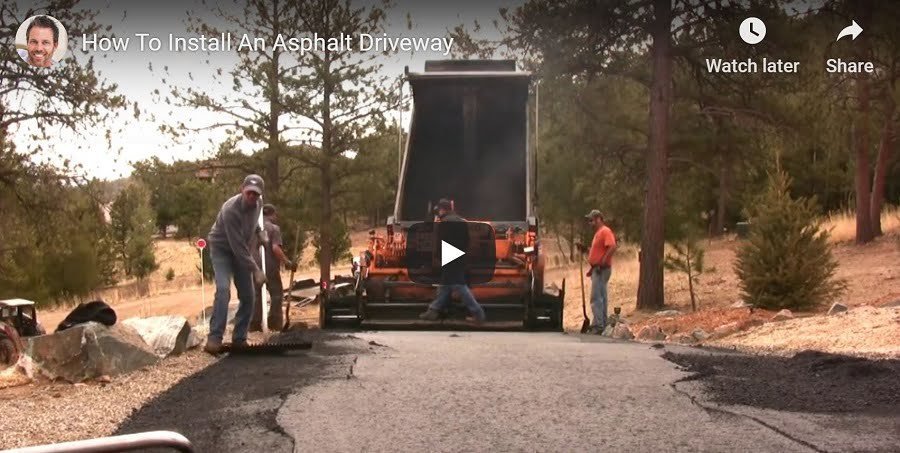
321;60;564;330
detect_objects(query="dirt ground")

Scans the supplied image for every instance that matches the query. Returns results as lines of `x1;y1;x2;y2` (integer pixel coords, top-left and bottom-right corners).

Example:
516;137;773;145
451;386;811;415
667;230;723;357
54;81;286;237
709;305;900;359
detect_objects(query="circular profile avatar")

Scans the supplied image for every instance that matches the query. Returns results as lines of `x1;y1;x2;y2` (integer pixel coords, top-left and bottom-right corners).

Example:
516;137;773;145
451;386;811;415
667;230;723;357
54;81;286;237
16;15;68;68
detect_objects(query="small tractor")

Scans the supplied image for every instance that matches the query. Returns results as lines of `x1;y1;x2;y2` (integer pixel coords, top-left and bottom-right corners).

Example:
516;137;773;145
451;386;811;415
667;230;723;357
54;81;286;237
320;60;564;330
0;299;45;367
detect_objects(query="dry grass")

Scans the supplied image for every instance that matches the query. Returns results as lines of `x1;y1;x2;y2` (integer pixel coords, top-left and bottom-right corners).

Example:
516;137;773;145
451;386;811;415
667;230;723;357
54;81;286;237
823;205;900;243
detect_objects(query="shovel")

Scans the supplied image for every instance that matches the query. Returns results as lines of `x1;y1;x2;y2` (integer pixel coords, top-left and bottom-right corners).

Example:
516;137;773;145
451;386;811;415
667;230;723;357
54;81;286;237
578;252;591;333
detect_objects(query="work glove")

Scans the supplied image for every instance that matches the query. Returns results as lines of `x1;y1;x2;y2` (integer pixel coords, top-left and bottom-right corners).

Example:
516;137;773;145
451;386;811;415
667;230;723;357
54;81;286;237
256;227;270;247
285;260;298;272
253;267;267;286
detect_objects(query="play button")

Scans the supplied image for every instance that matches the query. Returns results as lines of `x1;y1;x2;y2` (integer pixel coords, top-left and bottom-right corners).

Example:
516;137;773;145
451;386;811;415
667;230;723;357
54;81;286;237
404;220;495;285
441;240;465;267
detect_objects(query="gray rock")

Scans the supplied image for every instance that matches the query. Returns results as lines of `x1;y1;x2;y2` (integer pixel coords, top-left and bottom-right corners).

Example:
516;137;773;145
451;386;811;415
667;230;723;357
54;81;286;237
24;322;159;383
635;325;666;342
691;329;710;342
123;316;192;357
186;325;208;350
827;302;849;315
612;324;635;340
655;310;681;317
730;301;752;309
712;322;740;339
771;309;793;322
883;300;900;308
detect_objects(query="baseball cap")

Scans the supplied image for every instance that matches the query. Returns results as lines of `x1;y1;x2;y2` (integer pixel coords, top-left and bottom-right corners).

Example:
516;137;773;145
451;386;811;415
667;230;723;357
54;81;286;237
242;174;264;194
584;209;604;220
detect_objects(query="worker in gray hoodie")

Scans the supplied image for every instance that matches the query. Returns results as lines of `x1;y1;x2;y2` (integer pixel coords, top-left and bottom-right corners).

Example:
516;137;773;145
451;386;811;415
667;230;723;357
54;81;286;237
204;174;267;354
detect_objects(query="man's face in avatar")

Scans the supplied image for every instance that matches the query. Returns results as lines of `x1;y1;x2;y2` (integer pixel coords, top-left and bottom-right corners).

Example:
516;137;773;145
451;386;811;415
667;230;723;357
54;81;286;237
27;26;57;67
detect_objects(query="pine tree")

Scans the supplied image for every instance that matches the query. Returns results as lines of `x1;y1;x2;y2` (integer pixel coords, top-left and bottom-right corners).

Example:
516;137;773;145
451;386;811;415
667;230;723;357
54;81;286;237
110;184;158;279
735;170;845;311
664;235;705;312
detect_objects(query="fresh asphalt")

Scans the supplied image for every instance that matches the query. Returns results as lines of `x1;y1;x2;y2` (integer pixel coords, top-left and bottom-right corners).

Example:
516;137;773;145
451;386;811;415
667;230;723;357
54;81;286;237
117;330;900;452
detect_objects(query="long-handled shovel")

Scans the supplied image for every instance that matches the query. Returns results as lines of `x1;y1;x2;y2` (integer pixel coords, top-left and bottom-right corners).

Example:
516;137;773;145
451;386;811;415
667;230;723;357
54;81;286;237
578;252;591;333
282;224;302;332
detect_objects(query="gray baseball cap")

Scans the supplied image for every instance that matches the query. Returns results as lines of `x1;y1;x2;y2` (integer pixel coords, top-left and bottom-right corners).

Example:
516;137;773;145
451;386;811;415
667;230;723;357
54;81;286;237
242;174;264;194
584;209;604;220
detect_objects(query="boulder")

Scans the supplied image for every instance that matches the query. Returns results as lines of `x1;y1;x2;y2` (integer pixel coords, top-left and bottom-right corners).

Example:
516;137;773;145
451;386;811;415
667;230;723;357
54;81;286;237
24;322;159;383
882;299;900;308
827;303;849;315
635;325;666;342
186;324;208;350
655;310;681;317
612;324;634;340
122;316;192;358
771;309;793;322
712;322;740;338
691;329;710;342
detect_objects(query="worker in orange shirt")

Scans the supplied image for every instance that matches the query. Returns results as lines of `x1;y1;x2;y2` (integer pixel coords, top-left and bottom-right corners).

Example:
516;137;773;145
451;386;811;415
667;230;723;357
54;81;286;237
581;210;617;334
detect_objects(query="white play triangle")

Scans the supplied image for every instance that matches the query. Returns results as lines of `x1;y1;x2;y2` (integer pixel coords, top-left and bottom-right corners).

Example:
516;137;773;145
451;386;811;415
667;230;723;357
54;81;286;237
441;240;465;267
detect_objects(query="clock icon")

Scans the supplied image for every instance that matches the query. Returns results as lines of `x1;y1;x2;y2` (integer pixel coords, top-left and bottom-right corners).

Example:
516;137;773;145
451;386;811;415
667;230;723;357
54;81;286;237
739;17;766;45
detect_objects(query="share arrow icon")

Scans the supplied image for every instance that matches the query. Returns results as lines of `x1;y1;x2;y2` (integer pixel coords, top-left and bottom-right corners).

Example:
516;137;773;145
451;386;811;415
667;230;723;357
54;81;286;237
836;20;863;41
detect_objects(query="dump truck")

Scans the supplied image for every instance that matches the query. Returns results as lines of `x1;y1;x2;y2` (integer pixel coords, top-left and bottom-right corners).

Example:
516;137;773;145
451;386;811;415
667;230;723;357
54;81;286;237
320;60;564;330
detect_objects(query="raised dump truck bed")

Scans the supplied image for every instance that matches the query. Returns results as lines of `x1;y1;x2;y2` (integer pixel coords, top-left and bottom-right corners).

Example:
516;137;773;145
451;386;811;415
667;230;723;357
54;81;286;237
321;60;563;331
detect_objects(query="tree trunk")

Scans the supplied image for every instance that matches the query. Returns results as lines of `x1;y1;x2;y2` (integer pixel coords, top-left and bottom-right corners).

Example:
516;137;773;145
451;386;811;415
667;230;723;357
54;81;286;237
265;0;282;197
715;149;730;236
636;0;673;310
853;0;874;244
318;68;334;287
853;77;874;244
870;98;895;237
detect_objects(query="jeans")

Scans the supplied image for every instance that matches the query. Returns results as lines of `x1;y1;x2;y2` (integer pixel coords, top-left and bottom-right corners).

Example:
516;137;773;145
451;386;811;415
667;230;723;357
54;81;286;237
590;266;612;330
251;274;283;331
429;284;486;322
208;246;255;343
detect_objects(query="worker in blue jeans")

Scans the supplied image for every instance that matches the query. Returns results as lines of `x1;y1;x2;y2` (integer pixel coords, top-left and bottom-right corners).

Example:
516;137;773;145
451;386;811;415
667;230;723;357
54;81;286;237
204;175;267;354
419;199;486;323
581;209;617;334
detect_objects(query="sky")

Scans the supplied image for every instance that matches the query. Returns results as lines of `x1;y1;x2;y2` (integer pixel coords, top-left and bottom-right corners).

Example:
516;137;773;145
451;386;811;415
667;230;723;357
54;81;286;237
12;0;516;180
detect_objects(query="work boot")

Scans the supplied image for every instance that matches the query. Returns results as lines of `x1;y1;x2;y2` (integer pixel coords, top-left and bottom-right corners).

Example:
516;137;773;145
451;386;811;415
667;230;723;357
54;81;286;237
203;338;223;355
465;315;484;326
419;309;441;321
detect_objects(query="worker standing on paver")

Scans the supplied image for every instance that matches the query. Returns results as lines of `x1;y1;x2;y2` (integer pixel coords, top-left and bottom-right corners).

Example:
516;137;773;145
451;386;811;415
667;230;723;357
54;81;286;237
419;199;486;324
250;203;296;331
582;209;617;334
204;175;267;354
